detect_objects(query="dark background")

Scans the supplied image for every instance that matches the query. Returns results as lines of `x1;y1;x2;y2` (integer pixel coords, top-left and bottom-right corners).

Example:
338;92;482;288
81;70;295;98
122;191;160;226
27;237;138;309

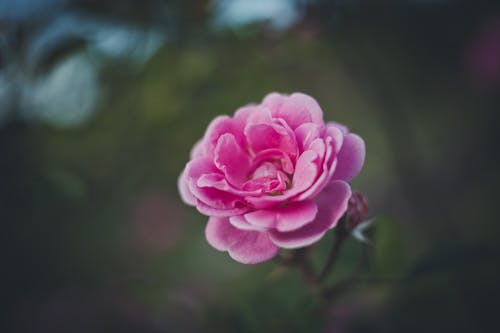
1;1;500;332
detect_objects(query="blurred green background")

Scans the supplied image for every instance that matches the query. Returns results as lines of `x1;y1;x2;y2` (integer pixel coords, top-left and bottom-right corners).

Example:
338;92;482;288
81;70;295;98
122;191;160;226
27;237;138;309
1;1;500;332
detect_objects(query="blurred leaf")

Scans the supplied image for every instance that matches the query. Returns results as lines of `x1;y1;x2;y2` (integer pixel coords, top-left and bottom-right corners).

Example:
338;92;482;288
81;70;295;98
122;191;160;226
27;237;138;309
373;218;410;277
45;167;87;200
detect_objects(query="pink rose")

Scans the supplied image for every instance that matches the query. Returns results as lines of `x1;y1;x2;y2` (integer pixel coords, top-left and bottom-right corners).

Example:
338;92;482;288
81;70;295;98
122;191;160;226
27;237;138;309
178;92;365;264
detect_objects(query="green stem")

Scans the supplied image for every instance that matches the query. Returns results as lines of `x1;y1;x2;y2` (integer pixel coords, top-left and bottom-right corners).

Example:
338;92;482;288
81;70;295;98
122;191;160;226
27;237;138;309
317;221;349;283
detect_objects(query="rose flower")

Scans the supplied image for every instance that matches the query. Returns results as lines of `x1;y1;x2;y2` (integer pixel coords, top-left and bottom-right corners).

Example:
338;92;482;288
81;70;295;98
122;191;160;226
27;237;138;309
179;93;365;264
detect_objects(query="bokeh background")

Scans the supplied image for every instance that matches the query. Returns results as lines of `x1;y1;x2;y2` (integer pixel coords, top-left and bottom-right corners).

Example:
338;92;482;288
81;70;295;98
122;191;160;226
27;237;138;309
1;0;500;332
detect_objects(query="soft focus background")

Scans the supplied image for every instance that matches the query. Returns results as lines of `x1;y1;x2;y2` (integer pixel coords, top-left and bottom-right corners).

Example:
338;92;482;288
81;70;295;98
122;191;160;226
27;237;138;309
1;1;500;332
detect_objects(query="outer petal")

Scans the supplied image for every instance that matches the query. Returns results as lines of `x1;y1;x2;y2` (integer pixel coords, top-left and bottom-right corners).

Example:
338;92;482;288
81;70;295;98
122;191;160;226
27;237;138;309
245;106;273;124
263;92;324;129
332;133;365;182
206;216;246;251
178;169;196;206
203;116;246;157
240;201;318;231
274;200;318;232
196;199;249;217
230;215;267;231
260;92;285;116
269;181;351;249
328;121;349;135
184;157;219;179
243;209;277;229
228;232;279;264
287;92;324;125
324;124;345;155
190;139;205;159
205;217;279;264
233;104;258;125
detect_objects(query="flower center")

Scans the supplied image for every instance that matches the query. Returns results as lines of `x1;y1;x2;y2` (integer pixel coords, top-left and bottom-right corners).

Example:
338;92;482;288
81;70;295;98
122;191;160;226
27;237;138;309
241;149;294;195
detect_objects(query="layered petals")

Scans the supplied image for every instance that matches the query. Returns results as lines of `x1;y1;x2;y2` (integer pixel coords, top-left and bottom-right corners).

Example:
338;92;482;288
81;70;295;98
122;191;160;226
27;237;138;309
214;133;251;186
184;157;249;216
245;122;297;157
179;92;365;264
202;116;246;158
269;181;351;249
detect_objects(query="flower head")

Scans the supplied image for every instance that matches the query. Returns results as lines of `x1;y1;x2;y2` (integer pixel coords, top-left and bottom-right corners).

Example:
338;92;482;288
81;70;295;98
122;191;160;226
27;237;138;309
179;92;365;264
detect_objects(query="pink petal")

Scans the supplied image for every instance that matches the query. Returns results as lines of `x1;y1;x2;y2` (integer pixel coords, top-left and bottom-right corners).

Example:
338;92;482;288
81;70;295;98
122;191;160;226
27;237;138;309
189;182;243;212
240;201;318;232
206;217;246;251
263;92;324;129
197;173;262;197
291;150;320;194
251;149;294;175
228;232;280;264
205;217;279;264
245;106;273;124
203;116;246;157
324;124;344;155
230;215;267;231
184;159;249;216
214;133;251;186
327;121;349;135
190;139;205;159
294;125;345;201
332;133;366;182
316;181;351;230
287;92;324;125
243;209;277;229
294;134;337;201
196;173;226;188
294;123;322;151
184;157;219;179
274;201;318;232
245;122;297;156
178;169;196;206
261;92;285;113
269;181;351;249
309;138;326;161
233;104;258;124
196;199;249;217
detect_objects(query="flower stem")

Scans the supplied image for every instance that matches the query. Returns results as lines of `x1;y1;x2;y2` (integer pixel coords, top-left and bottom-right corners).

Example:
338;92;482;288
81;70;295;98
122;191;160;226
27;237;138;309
276;248;318;290
286;247;317;287
317;220;349;283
